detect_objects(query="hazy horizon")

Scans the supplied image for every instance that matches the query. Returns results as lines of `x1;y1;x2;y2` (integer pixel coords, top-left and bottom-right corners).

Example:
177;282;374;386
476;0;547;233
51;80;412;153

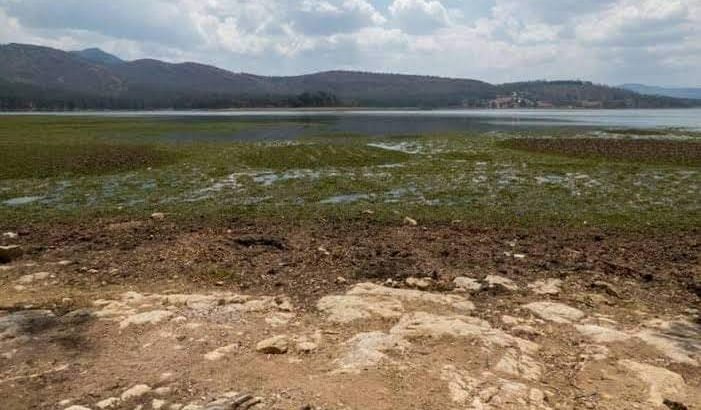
1;0;700;87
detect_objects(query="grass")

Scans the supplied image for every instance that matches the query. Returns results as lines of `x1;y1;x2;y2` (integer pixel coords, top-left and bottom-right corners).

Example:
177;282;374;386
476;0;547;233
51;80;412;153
0;116;699;232
500;137;701;166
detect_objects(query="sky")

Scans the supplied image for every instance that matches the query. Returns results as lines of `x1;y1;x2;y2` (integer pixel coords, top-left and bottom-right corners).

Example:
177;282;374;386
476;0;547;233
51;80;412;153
0;0;699;86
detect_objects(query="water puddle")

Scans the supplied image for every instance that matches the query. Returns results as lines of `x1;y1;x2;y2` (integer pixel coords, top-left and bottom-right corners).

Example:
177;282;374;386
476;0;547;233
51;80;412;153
320;193;372;204
2;196;43;206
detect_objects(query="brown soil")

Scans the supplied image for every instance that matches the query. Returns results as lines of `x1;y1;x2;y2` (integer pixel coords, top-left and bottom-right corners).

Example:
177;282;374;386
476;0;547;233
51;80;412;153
0;219;699;410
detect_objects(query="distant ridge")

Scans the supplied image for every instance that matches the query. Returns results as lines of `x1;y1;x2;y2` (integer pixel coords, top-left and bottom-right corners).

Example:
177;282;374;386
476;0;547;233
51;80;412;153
1;43;699;110
70;48;124;65
620;84;701;100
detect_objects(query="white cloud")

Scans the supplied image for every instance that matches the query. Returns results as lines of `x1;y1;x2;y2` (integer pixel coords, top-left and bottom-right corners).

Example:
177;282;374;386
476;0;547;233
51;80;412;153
389;0;451;34
0;0;699;86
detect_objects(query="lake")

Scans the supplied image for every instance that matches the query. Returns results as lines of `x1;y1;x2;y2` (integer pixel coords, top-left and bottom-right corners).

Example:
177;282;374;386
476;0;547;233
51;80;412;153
4;109;701;140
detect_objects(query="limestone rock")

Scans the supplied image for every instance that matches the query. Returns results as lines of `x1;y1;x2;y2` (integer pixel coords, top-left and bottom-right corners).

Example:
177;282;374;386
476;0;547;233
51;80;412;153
119;310;174;328
524;302;585;324
619;360;688;406
296;341;318;353
485;275;518;291
65;406;92;410
256;335;288;354
528;279;563;295
204;344;239;361
453;276;482;291
121;384;152;400
390;312;538;354
316;295;403;323
635;319;700;366
494;348;543;381
405;277;431;290
152;399;167;410
336;332;409;372
575;324;631;343
95;397;120;409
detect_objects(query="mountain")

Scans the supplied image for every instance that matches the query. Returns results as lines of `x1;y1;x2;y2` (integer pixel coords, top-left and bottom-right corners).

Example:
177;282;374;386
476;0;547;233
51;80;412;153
0;43;699;110
620;84;701;100
70;48;124;65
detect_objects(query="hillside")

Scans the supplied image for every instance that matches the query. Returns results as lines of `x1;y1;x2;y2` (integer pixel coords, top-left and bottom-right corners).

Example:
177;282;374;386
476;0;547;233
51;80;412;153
621;83;701;100
0;43;698;110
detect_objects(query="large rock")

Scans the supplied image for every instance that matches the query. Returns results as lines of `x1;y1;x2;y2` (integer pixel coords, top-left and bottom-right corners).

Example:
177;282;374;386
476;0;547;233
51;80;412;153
0;245;22;263
390;312;538;354
619;360;690;406
335;332;409;373
524;302;585;324
316;282;474;323
635;318;700;366
316;295;403;323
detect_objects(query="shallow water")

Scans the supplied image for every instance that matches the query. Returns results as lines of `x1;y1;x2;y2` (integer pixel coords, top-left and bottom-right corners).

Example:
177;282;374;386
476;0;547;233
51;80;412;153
5;109;701;141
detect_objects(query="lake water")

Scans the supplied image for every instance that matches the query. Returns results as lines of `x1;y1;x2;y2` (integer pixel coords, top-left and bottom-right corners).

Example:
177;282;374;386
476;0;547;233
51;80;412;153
4;109;701;140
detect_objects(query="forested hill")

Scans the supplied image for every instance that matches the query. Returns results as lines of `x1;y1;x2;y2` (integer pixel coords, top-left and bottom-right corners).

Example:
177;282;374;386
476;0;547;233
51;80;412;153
1;43;699;110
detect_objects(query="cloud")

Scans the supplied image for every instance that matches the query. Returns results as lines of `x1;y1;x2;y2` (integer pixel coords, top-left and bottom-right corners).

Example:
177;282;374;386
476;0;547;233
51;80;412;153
389;0;451;34
0;0;699;86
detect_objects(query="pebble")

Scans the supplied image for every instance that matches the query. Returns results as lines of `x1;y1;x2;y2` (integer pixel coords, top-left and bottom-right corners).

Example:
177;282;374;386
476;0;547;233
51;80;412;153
95;397;120;409
2;232;18;239
65;406;92;410
151;212;166;220
403;216;418;226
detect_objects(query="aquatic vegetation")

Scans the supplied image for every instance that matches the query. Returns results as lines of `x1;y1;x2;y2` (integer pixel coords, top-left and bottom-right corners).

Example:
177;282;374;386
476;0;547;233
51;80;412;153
0;116;699;231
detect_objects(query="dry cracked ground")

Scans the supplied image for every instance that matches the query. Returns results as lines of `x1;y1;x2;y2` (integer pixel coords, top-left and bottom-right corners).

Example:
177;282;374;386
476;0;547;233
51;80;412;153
0;221;699;410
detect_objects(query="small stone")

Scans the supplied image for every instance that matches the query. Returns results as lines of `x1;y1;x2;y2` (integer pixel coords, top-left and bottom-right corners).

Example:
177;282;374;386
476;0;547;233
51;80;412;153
96;397;120;409
256;335;289;354
119;310;174;328
405;277;431;290
591;281;621;298
336;276;347;284
317;246;331;256
2;232;18;239
297;341;318;353
453;276;482;291
403;216;418;226
575;324;631;343
524;302;585;324
485;274;519;291
0;245;23;263
154;387;172;396
151;212;166;220
65;406;92;410
528;279;562;295
57;260;73;266
121;384;152;400
152;399;167;409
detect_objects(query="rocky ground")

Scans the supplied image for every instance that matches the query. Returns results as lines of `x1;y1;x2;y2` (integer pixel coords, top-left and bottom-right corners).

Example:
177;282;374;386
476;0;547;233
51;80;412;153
0;219;699;410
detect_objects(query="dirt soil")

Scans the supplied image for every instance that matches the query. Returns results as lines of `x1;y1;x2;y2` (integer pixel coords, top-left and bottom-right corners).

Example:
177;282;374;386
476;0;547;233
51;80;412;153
1;218;699;410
